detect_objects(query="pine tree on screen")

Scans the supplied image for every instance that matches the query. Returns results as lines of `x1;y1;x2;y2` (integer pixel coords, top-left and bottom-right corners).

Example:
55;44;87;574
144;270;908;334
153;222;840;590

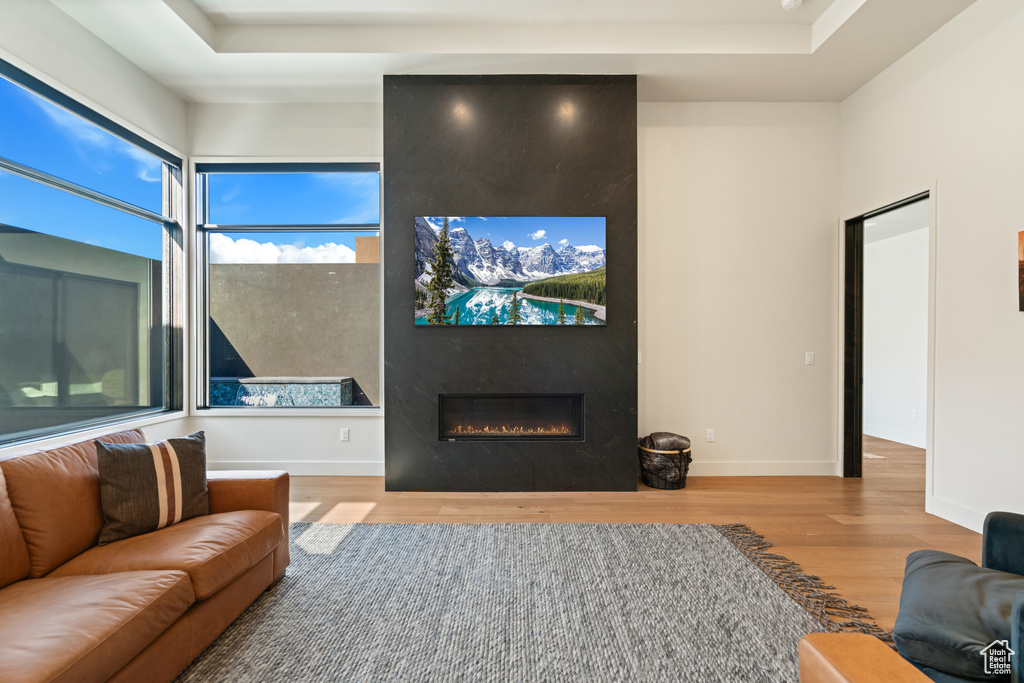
426;217;456;325
506;291;522;325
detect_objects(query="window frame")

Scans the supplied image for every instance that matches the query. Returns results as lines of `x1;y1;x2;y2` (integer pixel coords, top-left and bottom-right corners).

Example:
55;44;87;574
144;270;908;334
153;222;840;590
0;58;185;447
192;159;384;415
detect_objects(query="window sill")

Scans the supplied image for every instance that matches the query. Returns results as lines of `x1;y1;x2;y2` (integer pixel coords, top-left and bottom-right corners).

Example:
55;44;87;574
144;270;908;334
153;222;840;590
0;409;189;456
194;406;383;418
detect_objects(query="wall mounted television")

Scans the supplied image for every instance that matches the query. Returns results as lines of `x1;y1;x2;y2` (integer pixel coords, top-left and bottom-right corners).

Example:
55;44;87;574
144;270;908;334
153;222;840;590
414;216;606;326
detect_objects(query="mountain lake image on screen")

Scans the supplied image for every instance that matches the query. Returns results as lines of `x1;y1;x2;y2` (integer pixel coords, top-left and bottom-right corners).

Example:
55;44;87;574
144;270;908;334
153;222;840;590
414;216;607;326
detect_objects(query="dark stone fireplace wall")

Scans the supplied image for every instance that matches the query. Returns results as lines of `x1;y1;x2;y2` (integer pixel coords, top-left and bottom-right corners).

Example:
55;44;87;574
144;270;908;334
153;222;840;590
383;75;638;491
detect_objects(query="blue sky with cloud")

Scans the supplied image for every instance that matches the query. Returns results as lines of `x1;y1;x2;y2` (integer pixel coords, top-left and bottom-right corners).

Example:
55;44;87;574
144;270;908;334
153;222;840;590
423;216;605;250
0;75;162;211
0;74;381;263
209;231;376;264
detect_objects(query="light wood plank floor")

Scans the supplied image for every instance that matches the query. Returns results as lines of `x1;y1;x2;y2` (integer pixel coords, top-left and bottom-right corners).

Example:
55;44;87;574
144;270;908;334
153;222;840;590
290;435;980;631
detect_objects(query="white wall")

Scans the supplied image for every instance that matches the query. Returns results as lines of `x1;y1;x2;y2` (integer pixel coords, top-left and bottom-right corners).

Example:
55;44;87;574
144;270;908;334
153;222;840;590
189;103;383;158
841;0;1024;530
639;102;841;475
170;415;384;475
0;0;187;154
863;228;929;448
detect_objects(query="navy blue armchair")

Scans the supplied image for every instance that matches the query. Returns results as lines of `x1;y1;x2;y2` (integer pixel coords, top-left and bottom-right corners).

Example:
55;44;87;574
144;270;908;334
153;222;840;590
893;511;1024;682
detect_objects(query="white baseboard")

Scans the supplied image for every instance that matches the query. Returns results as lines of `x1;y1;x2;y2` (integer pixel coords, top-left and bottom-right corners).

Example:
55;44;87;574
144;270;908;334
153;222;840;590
863;425;926;449
208;460;385;476
212;460;838;477
925;495;985;533
687;460;840;476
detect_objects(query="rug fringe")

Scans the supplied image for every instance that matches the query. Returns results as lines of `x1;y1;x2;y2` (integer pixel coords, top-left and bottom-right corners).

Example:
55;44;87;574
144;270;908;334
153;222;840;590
712;524;893;643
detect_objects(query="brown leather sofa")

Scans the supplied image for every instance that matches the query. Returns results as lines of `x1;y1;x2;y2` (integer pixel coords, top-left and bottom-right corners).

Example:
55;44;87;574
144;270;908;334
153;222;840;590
0;428;290;683
799;634;931;682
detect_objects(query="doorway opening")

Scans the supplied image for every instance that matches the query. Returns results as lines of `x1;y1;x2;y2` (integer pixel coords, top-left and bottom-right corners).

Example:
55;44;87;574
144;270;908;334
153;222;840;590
843;192;930;477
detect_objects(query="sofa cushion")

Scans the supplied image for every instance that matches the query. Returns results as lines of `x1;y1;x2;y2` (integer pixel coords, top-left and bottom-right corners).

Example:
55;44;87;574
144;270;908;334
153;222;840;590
0;570;194;683
0;468;30;588
49;509;283;600
894;549;1024;681
96;431;209;545
0;429;147;577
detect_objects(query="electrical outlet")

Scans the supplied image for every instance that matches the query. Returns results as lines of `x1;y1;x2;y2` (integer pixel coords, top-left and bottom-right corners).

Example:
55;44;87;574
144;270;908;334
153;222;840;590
706;428;715;442
911;410;919;421
339;428;350;442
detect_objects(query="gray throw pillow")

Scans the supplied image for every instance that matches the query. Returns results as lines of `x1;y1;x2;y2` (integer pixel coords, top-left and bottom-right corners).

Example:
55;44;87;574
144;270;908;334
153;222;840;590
96;431;209;545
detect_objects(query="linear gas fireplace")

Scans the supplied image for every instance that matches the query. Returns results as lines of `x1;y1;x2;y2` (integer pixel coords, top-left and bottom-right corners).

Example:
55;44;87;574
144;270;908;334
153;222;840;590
439;394;584;441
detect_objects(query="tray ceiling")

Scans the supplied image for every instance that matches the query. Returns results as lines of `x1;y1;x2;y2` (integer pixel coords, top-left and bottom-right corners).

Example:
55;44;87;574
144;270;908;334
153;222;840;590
48;0;978;103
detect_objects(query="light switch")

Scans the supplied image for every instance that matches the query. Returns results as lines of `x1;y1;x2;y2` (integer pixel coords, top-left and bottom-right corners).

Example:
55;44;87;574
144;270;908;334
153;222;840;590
805;352;815;365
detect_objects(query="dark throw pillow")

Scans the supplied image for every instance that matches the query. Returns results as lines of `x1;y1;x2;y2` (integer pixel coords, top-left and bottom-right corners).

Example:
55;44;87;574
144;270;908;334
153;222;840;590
96;431;209;545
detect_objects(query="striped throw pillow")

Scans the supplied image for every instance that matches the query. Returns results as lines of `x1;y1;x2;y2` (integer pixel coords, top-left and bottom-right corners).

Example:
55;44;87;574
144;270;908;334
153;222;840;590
96;431;209;545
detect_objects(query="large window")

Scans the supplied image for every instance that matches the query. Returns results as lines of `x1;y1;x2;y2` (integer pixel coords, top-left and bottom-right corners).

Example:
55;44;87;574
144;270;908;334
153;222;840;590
0;62;182;444
196;164;381;409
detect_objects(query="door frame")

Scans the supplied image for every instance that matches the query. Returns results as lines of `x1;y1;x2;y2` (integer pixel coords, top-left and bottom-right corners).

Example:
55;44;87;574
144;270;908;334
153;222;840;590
840;188;936;480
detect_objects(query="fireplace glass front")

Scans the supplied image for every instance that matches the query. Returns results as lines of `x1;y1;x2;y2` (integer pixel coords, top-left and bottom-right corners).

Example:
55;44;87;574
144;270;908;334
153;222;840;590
439;394;584;441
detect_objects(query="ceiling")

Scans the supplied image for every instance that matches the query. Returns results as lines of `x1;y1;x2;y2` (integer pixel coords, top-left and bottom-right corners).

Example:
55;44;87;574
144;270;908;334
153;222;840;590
49;0;978;104
192;0;837;26
864;199;931;245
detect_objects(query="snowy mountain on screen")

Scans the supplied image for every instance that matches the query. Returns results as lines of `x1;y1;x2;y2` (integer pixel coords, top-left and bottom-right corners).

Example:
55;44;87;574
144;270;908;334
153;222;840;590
413;217;605;286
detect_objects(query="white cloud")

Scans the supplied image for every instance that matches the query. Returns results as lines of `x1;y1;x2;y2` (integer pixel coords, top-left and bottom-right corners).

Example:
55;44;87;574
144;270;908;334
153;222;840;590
528;230;547;241
558;238;569;247
209;233;356;264
501;241;517;251
476;216;488;221
448;216;465;222
29;95;162;182
307;173;381;223
311;172;377;189
33;100;110;148
219;185;242;204
123;146;161;183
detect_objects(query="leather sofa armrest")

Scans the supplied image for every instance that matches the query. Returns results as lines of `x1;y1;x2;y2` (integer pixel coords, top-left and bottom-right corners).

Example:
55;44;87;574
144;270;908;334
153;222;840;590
799;634;930;683
207;470;290;579
982;511;1024;576
207;470;289;518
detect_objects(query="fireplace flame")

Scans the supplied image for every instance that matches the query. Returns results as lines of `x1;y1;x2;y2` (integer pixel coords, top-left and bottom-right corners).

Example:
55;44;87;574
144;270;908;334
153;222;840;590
449;424;573;436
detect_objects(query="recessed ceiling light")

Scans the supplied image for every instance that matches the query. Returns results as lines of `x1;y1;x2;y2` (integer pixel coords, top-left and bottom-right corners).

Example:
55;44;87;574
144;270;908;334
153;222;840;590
452;102;472;123
558;101;576;123
781;0;802;10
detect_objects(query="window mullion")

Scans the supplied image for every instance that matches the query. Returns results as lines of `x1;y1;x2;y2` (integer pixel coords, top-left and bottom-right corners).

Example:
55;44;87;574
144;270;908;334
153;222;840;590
0;155;171;225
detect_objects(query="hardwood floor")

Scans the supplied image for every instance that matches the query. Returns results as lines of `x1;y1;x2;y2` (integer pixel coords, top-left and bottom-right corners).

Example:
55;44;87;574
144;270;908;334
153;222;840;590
290;435;980;631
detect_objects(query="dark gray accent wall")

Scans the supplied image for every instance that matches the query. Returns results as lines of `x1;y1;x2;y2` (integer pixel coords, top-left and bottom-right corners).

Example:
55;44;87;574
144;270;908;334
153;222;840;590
210;263;380;406
384;75;637;491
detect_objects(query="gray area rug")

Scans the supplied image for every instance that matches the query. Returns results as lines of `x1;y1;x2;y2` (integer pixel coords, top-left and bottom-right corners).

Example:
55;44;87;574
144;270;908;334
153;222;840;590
177;523;879;682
